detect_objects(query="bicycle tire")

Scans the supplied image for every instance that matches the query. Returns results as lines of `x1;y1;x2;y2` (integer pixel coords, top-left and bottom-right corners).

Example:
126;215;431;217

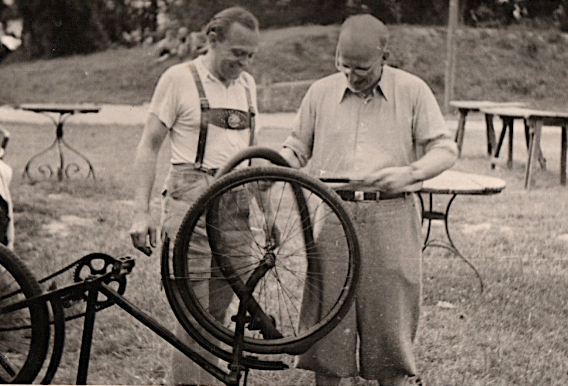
171;166;360;355
0;245;50;383
215;146;291;177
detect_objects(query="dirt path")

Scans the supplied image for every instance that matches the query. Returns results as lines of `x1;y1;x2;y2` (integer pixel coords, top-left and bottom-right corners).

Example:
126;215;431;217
0;104;298;129
0;103;479;131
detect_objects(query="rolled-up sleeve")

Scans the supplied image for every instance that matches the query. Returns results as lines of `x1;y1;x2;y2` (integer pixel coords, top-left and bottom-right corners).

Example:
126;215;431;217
282;87;316;167
412;80;458;158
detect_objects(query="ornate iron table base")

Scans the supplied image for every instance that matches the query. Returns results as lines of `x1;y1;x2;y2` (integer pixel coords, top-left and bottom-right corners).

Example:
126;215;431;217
18;104;100;183
420;193;485;294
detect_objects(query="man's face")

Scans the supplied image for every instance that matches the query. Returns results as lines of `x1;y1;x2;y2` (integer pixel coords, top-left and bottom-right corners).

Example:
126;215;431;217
336;45;386;94
211;22;259;83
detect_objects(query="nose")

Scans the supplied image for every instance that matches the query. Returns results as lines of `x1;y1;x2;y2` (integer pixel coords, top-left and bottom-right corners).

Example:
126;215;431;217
347;71;361;84
238;56;252;68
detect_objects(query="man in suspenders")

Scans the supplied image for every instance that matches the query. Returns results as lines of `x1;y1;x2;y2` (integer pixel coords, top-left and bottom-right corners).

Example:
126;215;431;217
129;7;260;385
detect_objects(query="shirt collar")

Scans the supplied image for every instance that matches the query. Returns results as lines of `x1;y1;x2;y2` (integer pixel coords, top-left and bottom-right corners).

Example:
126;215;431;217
337;64;394;104
194;55;247;88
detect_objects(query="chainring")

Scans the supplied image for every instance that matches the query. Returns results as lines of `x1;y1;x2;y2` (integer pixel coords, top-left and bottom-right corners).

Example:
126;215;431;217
72;253;127;306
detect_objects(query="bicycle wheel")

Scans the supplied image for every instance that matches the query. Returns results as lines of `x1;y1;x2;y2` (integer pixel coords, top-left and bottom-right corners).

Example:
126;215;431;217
0;245;50;383
171;166;361;355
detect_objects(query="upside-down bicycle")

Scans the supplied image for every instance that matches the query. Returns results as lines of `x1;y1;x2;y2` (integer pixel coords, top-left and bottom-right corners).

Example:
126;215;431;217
0;147;362;385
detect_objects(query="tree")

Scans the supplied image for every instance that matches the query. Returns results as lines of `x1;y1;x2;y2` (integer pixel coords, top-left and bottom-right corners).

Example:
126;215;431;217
15;0;109;58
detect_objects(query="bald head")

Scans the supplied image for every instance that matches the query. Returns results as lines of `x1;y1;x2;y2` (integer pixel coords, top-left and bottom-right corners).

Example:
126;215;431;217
338;14;389;59
335;14;390;94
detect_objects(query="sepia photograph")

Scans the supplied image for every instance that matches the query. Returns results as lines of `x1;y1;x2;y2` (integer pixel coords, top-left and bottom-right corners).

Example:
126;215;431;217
0;0;567;385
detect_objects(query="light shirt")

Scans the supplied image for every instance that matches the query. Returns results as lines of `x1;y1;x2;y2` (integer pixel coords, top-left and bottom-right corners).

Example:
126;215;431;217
0;159;13;250
283;65;457;191
148;55;257;168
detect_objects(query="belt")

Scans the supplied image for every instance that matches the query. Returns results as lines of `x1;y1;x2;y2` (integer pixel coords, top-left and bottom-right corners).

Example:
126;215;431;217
171;163;218;176
196;166;218;176
335;190;410;202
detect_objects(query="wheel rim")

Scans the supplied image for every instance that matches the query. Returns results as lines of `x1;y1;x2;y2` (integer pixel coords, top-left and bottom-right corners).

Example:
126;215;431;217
0;246;49;383
172;166;360;355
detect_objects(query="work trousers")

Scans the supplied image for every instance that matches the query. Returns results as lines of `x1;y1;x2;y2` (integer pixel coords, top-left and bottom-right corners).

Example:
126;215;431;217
160;164;250;386
296;194;423;381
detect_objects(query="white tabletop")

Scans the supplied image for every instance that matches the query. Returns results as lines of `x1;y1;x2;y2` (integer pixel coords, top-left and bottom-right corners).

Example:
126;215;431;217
421;170;506;195
450;100;526;111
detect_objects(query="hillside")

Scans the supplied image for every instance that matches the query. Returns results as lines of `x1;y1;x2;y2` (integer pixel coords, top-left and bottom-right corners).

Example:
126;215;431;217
1;24;568;112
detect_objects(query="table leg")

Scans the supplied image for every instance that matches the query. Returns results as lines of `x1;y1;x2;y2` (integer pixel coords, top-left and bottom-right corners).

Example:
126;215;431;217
419;193;484;294
491;118;509;169
524;118;543;189
59;136;96;180
23;137;59;181
524;119;546;170
22;116;96;183
485;113;496;155
561;126;567;186
454;109;468;158
507;118;514;169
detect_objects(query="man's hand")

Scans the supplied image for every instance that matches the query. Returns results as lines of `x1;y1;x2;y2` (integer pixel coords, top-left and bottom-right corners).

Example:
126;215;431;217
129;211;157;256
364;166;415;193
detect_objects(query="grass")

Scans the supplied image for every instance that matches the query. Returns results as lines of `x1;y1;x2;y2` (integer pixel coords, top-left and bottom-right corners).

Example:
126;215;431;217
1;24;568;112
1;117;567;385
1;20;568;386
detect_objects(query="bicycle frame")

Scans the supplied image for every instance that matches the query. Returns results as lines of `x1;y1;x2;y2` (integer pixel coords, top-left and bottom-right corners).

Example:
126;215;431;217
6;249;288;385
2;147;362;384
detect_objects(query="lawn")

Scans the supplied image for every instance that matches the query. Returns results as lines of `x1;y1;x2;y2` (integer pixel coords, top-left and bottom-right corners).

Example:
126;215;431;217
1;24;568;112
2;117;567;385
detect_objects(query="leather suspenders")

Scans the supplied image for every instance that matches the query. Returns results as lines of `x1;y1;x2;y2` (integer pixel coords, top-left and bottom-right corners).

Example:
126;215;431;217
188;62;255;169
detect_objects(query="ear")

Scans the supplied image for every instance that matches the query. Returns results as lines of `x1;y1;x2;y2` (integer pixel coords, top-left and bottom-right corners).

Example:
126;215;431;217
208;30;219;47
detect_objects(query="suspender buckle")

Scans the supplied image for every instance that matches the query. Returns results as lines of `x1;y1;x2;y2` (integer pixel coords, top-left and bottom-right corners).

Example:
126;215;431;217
199;98;209;109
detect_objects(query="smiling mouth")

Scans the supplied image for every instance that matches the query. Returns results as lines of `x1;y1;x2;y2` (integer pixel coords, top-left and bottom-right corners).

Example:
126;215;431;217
231;63;244;72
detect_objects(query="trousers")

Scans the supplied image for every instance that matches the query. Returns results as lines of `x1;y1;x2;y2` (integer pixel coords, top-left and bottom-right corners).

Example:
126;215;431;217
296;194;423;381
160;164;250;385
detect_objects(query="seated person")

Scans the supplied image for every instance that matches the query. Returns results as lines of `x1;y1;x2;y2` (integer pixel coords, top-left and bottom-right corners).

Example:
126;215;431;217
188;30;208;59
176;26;190;58
154;28;179;61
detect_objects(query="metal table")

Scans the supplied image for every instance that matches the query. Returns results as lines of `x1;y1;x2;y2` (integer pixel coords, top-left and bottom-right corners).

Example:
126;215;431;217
420;170;507;293
17;103;101;182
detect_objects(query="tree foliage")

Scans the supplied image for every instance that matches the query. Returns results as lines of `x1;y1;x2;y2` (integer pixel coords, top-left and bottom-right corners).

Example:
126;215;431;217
13;0;108;58
5;0;568;60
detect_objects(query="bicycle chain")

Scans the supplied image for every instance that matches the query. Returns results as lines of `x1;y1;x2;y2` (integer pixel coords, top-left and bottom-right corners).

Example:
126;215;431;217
38;253;128;322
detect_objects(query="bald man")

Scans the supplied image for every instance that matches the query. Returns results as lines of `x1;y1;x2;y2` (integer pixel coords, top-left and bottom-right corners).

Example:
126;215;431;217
281;15;458;386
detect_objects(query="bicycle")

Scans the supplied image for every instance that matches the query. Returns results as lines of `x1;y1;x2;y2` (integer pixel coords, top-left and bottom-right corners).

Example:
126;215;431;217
0;147;362;385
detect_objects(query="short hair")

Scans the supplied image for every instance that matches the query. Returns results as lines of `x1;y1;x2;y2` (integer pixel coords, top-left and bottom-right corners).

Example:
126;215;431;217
340;14;389;50
205;7;259;42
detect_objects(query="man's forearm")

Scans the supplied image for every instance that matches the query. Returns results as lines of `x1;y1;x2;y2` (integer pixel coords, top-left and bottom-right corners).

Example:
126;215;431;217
132;148;159;213
410;147;458;183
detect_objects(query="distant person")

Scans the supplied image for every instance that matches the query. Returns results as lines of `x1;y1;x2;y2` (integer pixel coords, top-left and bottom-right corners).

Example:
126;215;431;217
175;26;190;57
0;25;21;64
189;30;208;58
142;27;154;47
154;28;179;61
129;6;260;385
279;14;458;386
